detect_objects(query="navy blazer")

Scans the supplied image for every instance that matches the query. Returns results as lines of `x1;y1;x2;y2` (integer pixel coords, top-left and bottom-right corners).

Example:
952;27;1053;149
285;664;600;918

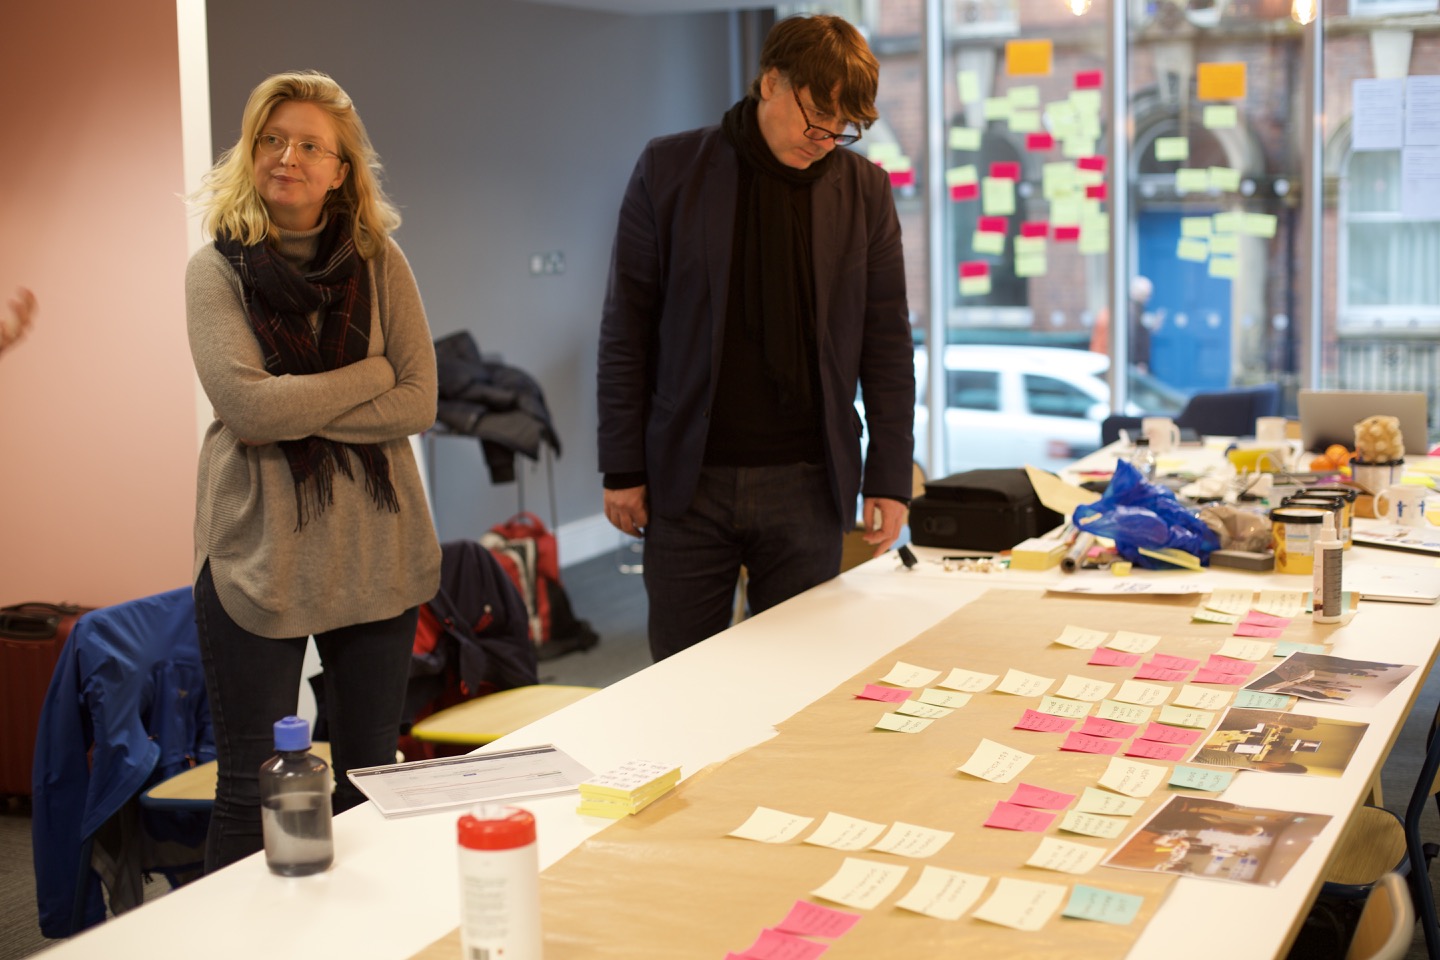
597;123;915;526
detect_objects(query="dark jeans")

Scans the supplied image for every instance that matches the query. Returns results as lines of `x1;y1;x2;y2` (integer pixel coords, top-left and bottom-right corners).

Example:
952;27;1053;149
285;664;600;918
193;561;418;873
643;462;843;661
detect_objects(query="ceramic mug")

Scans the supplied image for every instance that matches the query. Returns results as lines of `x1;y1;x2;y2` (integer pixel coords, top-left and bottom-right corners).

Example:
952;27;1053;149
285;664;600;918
1255;416;1288;444
1351;459;1405;495
1142;417;1181;454
1374;484;1428;527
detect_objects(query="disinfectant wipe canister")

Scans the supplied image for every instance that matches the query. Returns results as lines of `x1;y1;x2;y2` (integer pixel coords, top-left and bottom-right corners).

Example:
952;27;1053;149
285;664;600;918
259;716;334;876
458;805;542;960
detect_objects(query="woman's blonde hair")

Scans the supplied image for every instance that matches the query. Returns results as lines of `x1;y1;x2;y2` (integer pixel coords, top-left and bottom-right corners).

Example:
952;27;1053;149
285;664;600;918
193;71;399;259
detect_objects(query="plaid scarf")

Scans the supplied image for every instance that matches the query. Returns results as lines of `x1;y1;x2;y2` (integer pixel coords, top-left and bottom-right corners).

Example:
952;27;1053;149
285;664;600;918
217;213;399;531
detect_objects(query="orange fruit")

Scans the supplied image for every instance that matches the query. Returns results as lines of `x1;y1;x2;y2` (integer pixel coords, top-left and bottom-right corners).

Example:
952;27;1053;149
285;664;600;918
1324;444;1352;466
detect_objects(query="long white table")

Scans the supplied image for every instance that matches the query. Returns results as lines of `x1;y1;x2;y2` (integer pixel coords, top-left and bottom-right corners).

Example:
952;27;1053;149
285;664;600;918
36;484;1440;959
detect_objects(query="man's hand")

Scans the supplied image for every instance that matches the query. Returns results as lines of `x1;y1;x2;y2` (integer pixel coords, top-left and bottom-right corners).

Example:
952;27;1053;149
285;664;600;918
604;485;649;537
860;497;906;556
1;287;36;356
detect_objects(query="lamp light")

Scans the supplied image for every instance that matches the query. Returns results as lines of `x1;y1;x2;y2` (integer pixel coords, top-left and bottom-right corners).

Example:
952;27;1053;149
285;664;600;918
1291;0;1316;25
1067;0;1092;15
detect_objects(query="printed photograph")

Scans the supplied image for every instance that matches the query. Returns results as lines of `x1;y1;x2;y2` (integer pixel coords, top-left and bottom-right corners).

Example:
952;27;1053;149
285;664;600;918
1244;653;1417;709
1189;707;1368;777
1103;796;1331;885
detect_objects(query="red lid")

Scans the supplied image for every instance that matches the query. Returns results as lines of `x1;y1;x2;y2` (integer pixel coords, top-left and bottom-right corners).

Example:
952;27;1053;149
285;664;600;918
458;805;535;850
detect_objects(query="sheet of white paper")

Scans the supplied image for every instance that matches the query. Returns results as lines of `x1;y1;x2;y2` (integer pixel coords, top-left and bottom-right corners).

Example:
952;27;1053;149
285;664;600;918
1046;580;1207;596
1406;75;1440;147
347;743;592;818
728;806;816;843
1402;144;1440;220
1352;78;1405;151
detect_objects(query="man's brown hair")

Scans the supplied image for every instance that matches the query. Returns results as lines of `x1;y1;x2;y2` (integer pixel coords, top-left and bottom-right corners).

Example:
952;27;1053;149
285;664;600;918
749;15;880;129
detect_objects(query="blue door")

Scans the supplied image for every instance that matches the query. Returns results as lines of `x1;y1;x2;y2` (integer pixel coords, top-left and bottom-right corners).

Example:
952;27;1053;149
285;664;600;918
1137;210;1232;393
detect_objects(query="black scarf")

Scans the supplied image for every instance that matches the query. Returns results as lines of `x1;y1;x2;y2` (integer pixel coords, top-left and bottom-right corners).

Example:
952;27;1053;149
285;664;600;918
721;97;829;407
217;213;399;531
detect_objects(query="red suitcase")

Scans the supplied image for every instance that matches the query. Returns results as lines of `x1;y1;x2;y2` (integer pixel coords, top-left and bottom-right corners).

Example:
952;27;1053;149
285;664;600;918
0;602;92;796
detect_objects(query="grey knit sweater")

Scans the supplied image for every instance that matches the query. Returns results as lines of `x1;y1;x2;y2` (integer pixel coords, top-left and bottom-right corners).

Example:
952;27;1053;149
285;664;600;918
186;222;441;638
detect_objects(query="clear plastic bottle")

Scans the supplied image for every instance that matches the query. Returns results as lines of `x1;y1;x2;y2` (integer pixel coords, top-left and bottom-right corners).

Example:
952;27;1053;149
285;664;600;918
1129;436;1157;482
259;716;333;876
457;805;541;960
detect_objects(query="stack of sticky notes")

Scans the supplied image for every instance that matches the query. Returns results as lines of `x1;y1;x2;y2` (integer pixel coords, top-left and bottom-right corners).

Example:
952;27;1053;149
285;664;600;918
577;760;681;818
1010;537;1068;571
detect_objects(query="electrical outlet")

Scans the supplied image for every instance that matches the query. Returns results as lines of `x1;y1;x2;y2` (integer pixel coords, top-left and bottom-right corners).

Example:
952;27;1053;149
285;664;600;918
530;251;566;276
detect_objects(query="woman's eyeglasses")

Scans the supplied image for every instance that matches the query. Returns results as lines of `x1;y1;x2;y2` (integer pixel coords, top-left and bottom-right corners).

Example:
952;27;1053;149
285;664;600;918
254;133;341;165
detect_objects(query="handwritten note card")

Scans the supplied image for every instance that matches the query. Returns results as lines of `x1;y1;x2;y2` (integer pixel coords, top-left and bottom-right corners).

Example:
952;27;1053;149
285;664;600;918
879;662;941;687
895;865;989;921
1076;787;1143;816
1169;765;1236;792
1095;700;1153;724
958;740;1035;784
918;688;972;709
804;812;888;851
1062;732;1123;756
871;821;955;859
998;669;1056;698
1079;716;1139;739
1055;675;1116;702
875;713;934;733
1256;590;1307;618
811;857;910;911
1059;810;1129;839
973;877;1067;931
1016;709;1077;733
858;683;911;703
728;807;815;843
939;668;998;693
895;701;954;720
1063;885;1144;925
735;929;829;960
1126;741;1188;762
1026;837;1107;874
1054;625;1109;649
1114;680;1172;706
1156;704;1216;729
1106;631;1161;654
1171;685;1230;711
1089;648;1142;668
1099;758;1168;798
1037;696;1093;719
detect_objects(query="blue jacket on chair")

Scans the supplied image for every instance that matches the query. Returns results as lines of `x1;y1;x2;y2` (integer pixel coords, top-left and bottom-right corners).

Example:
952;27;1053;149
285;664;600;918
31;587;213;938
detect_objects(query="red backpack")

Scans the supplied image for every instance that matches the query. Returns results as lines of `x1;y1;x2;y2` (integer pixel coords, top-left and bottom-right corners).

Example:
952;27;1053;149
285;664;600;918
481;513;597;657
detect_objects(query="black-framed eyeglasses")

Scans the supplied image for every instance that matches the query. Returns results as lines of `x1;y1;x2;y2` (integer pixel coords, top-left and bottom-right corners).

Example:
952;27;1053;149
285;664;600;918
254;132;342;166
792;88;862;147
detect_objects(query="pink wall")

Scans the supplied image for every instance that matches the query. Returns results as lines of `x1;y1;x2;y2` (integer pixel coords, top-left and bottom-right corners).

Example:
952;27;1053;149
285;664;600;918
0;0;197;606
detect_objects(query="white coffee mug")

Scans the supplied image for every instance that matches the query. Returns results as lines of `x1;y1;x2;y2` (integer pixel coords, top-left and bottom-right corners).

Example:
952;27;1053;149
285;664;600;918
1374;484;1428;527
1255;416;1288;444
1351;460;1405;495
1142;417;1181;454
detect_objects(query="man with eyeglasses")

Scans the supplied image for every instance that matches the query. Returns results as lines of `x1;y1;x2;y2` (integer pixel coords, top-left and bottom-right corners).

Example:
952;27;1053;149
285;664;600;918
597;14;914;662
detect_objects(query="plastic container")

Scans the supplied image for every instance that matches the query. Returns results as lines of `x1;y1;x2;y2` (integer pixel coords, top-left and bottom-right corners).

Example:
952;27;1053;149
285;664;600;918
1269;507;1326;575
1301;486;1356;549
458;805;541;960
1283;496;1345;553
259;716;334;877
1312;512;1343;623
1129;436;1156;482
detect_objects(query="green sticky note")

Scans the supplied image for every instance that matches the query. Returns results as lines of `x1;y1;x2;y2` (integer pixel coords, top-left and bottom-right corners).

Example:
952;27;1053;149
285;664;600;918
1009;85;1041;108
1155;137;1189;162
1181;216;1212;238
1213;211;1244;234
1204;105;1239;129
1235;690;1292;709
1015;235;1047;256
949;126;982;152
1070;89;1102;115
972;230;1006;255
1274;641;1327;657
982;177;1016;216
1177;238;1209;262
1015;253;1048;277
946;164;979;186
984;97;1013;121
1209;166;1242;192
1169;766;1235;792
958;70;981;103
1010;110;1041;133
1209;256;1238;279
1063;885;1144;925
959;274;992;297
1208;233;1239;255
1175;168;1210;193
1244;212;1278;238
1051;198;1083;226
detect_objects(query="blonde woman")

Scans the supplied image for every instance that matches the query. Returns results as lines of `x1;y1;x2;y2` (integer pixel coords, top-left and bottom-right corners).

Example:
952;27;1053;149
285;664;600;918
187;71;440;871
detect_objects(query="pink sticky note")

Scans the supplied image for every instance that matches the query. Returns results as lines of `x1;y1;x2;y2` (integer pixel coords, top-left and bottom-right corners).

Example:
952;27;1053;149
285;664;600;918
1053;225;1081;243
1241;611;1291;628
985;800;1058;832
1077;156;1107;173
1193;668;1246;685
1075;70;1104;89
950;182;979;202
1133;664;1191;682
1233;623;1284;639
990;161;1021;180
857;683;911;703
1079;716;1140;739
1026;132;1056;151
774;901;861;939
888;169;915;188
1061;732;1122;755
1008;782;1078;809
1125;740;1187;762
1020;221;1050;238
977;216;1009;234
1016;709;1076;733
737;928;829;960
1206;656;1258;677
1088;647;1140;667
1148;653;1200;671
1085;183;1108;201
1139;722;1204;745
959;261;991;279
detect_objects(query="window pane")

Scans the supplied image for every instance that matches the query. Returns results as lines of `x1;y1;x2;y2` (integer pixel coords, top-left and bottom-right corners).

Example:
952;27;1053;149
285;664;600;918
1346;221;1440;307
948;370;1001;410
1024;373;1097;418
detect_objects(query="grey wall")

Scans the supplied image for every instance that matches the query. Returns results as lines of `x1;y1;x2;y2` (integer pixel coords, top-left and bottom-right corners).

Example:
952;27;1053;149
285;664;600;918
206;0;736;545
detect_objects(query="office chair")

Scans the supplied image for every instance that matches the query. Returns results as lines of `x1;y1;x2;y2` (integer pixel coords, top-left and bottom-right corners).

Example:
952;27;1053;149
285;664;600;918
1102;382;1282;445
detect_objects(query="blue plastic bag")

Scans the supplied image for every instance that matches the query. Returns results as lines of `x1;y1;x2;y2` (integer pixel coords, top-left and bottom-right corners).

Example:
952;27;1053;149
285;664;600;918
1071;460;1220;569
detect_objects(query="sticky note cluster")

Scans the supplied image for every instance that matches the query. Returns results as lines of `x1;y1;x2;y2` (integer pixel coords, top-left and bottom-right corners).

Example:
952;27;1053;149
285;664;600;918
577;760;681;818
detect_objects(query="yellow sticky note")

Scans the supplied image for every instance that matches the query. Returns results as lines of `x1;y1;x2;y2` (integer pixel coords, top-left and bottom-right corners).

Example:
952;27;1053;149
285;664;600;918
1015;236;1047;256
984;97;1013;121
982;177;1016;216
1198;62;1247;100
1015;253;1048;277
1181;216;1212;238
1007;39;1053;76
1046;101;1078;137
1208;232;1239;255
1010;110;1041;133
1208;166;1241;192
948;126;982;151
1051;198;1083;226
1079;216;1109;255
1063;137;1095;159
1069;89;1102;115
1175;168;1210;193
1203;105;1239;129
1043;161;1079;199
959;274;993;297
958;70;981;103
1155;137;1189;162
867;143;902;164
946;164;979;186
1009;85;1041;108
1209;256;1239;279
1213;211;1244;234
972;230;1006;255
1176;238;1209;262
1243;212;1278;238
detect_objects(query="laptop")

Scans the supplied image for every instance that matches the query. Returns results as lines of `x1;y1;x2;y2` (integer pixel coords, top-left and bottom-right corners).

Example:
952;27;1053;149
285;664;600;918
1298;389;1430;455
1345;563;1440;604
